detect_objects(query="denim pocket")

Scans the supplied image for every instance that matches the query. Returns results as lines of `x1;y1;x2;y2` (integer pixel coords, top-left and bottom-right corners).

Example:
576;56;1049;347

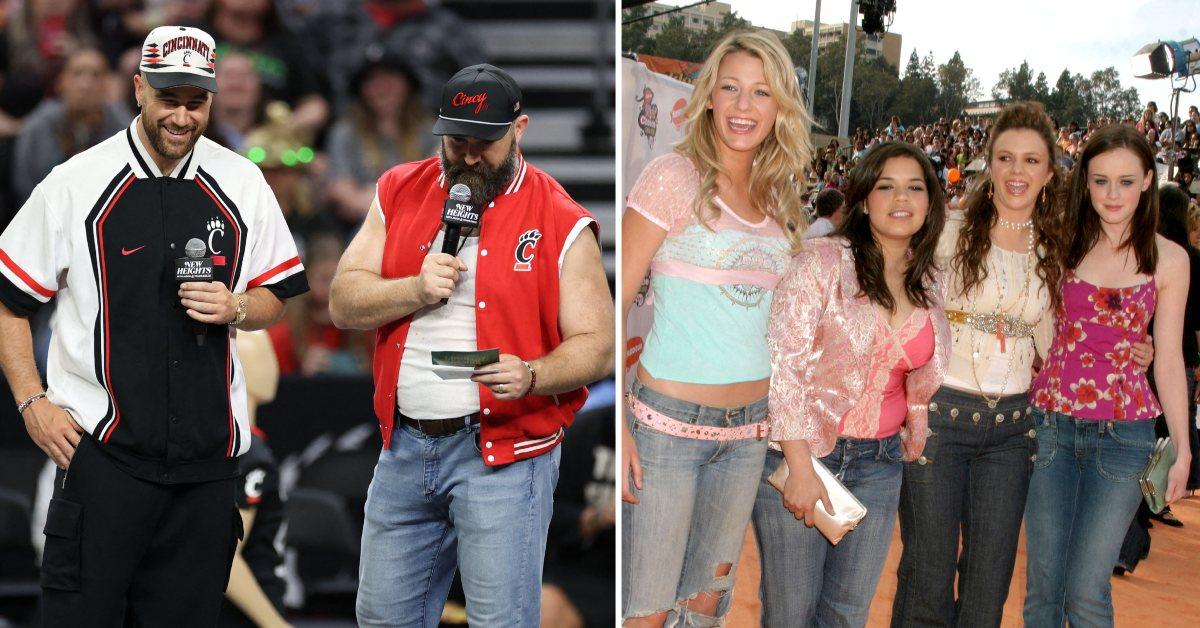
1032;409;1056;470
1097;420;1155;482
40;498;83;591
902;420;940;484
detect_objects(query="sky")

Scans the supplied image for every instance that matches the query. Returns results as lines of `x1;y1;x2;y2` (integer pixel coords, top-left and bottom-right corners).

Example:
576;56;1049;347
652;0;1200;117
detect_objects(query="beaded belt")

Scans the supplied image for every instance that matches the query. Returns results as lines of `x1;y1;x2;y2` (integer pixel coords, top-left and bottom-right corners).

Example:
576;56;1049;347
944;309;1034;339
626;394;766;441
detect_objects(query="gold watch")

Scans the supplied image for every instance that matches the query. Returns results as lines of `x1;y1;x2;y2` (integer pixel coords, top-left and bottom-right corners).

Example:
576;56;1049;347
230;294;248;326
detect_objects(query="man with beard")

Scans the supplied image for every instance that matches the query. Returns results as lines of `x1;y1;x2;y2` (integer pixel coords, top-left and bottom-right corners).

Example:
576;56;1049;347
0;26;307;626
329;64;613;626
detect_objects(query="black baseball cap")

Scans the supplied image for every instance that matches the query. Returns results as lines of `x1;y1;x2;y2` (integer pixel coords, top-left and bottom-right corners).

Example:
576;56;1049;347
432;64;522;142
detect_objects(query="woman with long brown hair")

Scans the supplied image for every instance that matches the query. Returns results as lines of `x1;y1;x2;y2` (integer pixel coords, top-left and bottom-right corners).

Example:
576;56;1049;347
891;101;1067;627
1023;124;1192;627
620;30;811;626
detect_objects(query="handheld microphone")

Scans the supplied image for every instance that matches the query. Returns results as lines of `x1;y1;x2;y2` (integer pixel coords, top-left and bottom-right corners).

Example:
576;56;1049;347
439;183;480;304
176;238;214;346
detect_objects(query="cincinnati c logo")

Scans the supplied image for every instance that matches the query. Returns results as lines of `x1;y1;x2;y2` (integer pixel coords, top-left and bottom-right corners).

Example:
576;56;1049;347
513;229;542;272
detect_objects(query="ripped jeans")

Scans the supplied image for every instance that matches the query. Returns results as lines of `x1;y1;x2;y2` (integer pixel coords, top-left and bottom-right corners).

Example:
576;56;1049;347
752;435;903;627
621;378;768;626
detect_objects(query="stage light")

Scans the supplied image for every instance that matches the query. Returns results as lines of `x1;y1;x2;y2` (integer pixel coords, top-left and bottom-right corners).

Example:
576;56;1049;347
1132;38;1200;79
860;0;896;36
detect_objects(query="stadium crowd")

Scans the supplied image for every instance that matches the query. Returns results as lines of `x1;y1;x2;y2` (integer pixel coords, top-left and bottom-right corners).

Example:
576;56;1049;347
806;104;1200;234
0;0;489;379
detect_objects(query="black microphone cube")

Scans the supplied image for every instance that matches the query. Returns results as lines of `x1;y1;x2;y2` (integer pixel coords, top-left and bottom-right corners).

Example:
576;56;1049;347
175;257;214;283
442;198;480;228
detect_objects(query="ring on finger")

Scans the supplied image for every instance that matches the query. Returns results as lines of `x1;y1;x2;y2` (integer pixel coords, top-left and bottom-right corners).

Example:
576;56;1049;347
496;384;507;394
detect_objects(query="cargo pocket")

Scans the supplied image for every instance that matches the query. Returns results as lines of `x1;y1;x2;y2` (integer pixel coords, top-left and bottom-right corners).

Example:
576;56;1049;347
40;498;84;591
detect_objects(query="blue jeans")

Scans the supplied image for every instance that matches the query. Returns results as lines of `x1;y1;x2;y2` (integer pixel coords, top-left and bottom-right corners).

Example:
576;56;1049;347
621;379;769;626
356;420;561;627
892;386;1035;628
1023;410;1155;628
753;435;903;627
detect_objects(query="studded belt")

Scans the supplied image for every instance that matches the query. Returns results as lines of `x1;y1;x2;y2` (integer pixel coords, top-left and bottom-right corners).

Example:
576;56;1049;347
944;309;1034;339
626;394;766;441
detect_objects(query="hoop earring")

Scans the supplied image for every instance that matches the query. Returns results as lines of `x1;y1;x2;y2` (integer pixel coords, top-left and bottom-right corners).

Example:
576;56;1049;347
987;181;994;200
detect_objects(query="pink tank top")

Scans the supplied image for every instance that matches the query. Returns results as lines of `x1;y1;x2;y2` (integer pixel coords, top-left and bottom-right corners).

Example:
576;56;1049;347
1031;271;1160;421
839;311;936;439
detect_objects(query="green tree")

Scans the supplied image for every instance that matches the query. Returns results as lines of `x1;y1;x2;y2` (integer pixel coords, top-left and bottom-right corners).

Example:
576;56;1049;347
852;56;901;130
691;13;751;58
935;51;981;119
993;60;1038;102
647;16;696;62
893;50;937;126
621;6;653;54
1033;71;1051;104
1047;69;1091;126
1086;67;1141;119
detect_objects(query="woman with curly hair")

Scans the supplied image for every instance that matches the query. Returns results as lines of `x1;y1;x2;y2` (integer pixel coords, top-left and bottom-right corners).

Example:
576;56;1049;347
620;30;812;626
756;141;949;626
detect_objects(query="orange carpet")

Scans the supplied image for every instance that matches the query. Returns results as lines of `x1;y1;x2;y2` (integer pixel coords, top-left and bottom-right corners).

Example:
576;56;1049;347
729;495;1200;626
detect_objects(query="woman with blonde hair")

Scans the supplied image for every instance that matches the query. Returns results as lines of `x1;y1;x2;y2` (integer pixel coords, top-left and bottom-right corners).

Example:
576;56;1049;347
620;30;811;626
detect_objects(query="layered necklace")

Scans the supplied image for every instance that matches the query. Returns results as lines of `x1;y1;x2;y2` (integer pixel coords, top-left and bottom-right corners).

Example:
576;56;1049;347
959;215;1036;408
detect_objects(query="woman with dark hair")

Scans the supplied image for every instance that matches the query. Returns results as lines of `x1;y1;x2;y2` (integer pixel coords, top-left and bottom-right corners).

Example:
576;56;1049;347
891;101;1066;627
1114;183;1200;573
756;142;949;626
892;103;1154;627
1024;124;1192;627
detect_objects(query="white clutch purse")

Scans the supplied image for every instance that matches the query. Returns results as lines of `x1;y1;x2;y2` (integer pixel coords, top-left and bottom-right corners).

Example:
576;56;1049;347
766;455;868;545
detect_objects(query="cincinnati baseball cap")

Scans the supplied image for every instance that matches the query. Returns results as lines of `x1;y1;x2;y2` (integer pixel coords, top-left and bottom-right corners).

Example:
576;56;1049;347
140;25;219;93
432;64;522;141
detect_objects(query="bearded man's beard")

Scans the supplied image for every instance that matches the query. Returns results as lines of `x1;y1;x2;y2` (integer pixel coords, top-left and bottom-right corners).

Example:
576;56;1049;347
439;140;518;206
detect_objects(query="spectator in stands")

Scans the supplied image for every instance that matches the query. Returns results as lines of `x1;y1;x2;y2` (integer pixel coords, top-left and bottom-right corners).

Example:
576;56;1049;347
326;44;433;225
756;142;948;626
300;0;486;114
270;232;370;377
243;102;337;252
1189;201;1200;248
12;47;126;204
621;30;811;627
202;0;329;139
0;0;99;131
222;329;290;627
540;405;615;628
212;50;265;152
886;114;904;137
803;188;845;239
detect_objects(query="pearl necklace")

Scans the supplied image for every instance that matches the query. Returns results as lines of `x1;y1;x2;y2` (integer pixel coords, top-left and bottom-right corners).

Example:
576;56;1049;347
996;216;1033;230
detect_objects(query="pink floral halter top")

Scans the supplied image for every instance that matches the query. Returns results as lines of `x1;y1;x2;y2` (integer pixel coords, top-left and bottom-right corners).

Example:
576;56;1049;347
1030;271;1160;421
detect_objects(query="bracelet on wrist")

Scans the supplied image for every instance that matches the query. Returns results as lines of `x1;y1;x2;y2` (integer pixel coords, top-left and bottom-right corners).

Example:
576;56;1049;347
230;294;248;326
17;392;46;415
523;360;537;397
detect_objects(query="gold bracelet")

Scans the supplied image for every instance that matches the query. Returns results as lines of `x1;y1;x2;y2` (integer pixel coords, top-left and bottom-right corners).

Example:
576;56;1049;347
230;294;248;326
522;360;537;397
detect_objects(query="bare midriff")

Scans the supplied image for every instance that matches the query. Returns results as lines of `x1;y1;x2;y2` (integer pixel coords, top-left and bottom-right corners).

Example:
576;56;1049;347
636;364;769;408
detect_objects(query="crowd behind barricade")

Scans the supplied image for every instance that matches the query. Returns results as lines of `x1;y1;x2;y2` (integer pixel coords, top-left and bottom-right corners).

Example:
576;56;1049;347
805;105;1200;223
0;0;489;380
